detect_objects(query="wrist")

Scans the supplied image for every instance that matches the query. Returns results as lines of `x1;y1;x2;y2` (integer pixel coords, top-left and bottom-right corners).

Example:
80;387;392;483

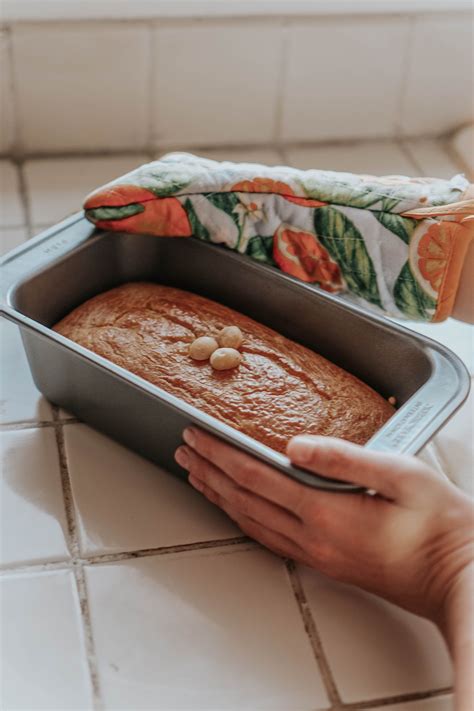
437;559;474;642
437;560;474;711
425;492;474;629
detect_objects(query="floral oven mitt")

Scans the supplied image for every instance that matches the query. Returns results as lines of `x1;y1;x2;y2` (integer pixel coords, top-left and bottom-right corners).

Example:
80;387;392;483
84;153;474;322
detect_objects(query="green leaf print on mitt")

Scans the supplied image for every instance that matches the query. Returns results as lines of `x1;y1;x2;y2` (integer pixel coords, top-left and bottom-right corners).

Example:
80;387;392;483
183;198;210;241
206;192;242;231
375;213;417;244
394;262;437;320
86;204;145;222
245;235;275;265
314;206;382;307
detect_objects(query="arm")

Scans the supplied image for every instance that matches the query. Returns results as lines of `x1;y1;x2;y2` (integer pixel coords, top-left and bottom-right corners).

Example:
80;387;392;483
176;431;474;708
440;562;474;709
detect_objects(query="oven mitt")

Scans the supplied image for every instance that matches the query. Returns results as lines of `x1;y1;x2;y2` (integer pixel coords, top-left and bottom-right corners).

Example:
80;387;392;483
84;152;474;322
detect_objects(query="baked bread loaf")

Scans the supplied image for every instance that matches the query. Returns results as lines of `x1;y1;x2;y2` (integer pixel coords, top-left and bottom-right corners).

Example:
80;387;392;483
54;282;394;452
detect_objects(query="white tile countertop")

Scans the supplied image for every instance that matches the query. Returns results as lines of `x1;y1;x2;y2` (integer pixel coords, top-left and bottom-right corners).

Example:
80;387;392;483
1;138;473;710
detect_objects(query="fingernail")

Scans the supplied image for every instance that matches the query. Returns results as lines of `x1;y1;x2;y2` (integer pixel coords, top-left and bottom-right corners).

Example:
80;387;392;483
288;435;319;464
175;446;190;469
183;428;196;447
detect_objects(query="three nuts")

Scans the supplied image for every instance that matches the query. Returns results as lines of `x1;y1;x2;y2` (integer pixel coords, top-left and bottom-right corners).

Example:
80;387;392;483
189;326;243;371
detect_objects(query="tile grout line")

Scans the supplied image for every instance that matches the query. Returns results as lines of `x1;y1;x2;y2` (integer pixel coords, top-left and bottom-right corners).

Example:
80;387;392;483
4;25;21;155
15;159;33;240
393;15;415;141
1;417;79;431
339;686;453;709
50;405;104;711
398;136;425;176
85;536;255;565
397;138;424;176
272;18;289;148
285;560;342;708
0;537;254;576
0;134;455;164
146;22;155;155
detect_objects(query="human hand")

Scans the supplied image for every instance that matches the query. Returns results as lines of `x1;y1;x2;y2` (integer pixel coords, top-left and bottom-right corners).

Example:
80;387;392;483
175;429;473;624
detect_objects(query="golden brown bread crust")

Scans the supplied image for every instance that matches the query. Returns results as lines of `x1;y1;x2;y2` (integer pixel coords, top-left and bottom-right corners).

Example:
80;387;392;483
54;282;394;452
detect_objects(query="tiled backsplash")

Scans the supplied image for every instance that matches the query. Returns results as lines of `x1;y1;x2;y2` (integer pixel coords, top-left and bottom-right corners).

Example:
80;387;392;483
1;10;472;155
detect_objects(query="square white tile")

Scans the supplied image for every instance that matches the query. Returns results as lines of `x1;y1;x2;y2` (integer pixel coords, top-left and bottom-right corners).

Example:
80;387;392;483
0;319;53;424
12;25;150;152
0;226;27;256
164;146;285;166
1;428;70;568
285;140;416;176
281;18;409;142
1;570;92;709
64;424;240;557
0;32;15;154
403;139;464;180
85;548;328;710
0;161;24;227
433;386;473;495
152;24;282;147
25;155;148;227
374;695;453;711
298;567;452;702
401;15;473;135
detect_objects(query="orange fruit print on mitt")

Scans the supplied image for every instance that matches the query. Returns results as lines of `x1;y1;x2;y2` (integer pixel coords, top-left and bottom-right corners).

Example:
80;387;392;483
273;223;344;292
84;184;192;237
231;178;325;208
409;220;465;299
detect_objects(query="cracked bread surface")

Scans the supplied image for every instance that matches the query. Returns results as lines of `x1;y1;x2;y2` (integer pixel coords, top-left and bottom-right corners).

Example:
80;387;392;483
54;282;394;453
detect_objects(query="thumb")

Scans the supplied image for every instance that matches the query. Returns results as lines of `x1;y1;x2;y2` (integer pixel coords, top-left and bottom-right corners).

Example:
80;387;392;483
287;435;438;503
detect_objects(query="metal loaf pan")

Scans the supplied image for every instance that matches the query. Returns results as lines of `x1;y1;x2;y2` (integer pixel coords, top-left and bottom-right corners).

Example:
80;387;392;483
1;214;470;493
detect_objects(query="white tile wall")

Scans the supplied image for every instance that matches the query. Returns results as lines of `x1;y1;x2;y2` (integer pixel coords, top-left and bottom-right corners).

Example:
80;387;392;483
0;320;53;424
2;14;471;153
298;567;452;702
403;138;464;180
281;18;409;142
172;146;285;166
0;32;15;154
152;24;282;147
0;161;24;226
65;424;240;556
25;155;148;227
85;549;329;710
0;226;27;256
12;25;150;152
1;571;92;709
401;15;474;135
285;140;416;175
3;0;473;23
1;428;70;568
